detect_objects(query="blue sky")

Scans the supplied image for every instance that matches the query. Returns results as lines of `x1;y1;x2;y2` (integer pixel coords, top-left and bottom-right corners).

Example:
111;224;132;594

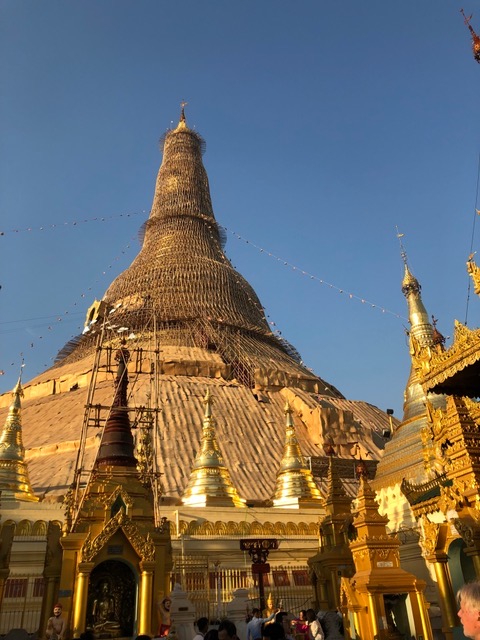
1;1;479;418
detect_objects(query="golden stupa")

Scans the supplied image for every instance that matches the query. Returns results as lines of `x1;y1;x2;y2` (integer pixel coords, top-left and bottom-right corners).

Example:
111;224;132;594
0;107;389;507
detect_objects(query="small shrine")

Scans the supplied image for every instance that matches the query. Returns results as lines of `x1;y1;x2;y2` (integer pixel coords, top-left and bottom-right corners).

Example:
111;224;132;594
58;343;172;638
340;474;432;640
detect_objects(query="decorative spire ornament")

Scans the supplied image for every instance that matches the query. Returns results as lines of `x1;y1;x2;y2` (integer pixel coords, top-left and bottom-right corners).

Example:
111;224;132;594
461;9;480;63
0;377;39;501
181;389;245;507
272;400;323;508
95;341;137;468
397;231;444;421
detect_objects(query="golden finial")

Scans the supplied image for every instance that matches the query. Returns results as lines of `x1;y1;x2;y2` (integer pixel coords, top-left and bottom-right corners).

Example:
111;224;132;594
181;389;245;507
272;401;322;508
203;387;213;418
467;255;480;295
397;229;420;296
175;100;189;130
0;377;39;502
461;9;480;63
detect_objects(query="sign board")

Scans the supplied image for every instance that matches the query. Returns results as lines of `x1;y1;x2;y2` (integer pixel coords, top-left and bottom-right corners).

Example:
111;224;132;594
240;539;279;551
252;563;270;574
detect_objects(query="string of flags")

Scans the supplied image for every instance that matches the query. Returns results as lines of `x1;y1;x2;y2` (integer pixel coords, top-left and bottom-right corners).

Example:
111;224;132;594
1;211;406;379
0;231;138;377
220;225;407;322
0;211;144;236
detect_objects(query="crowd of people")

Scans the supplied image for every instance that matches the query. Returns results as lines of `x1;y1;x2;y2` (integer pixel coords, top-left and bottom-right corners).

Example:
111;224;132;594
129;604;342;640
50;579;480;640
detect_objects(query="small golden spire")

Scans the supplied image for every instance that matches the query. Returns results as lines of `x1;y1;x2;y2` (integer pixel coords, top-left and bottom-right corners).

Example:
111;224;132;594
181;389;245;507
272;401;322;508
325;456;350;507
398;234;436;348
0;378;39;502
397;234;443;421
352;475;388;538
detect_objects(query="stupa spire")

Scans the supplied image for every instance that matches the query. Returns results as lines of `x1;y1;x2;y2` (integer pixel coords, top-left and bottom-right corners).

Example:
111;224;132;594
398;234;443;421
271;400;322;508
61;110;338;396
95;342;137;468
181;389;245;507
0;377;39;501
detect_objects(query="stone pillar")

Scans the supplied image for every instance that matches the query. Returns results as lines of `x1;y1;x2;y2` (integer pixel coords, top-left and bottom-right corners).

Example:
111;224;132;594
72;562;94;638
169;584;195;640
226;589;250;640
138;561;155;635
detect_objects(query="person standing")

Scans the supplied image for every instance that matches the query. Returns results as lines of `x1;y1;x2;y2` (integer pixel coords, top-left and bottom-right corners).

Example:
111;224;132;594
46;604;66;640
193;617;209;640
218;620;239;640
458;582;480;639
247;608;277;640
306;610;324;640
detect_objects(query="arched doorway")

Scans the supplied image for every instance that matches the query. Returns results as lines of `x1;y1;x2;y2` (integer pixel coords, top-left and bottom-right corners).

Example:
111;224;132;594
448;538;476;597
86;560;136;638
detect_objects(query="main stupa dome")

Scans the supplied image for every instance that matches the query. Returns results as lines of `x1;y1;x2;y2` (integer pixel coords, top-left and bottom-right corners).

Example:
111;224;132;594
0;108;389;503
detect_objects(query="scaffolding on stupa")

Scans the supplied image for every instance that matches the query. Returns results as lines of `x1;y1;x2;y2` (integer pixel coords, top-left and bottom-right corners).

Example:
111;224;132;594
54;108;340;396
66;308;165;532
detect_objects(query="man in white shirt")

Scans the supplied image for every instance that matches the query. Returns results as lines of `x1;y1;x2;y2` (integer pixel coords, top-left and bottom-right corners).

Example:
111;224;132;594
193;617;209;640
247;608;277;640
306;609;324;640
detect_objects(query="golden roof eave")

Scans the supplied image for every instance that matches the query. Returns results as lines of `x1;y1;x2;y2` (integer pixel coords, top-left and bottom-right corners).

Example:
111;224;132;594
412;321;480;396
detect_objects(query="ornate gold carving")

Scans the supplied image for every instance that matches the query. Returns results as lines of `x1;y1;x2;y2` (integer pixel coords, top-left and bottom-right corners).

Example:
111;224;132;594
414;320;480;391
99;485;134;510
32;520;47;536
437;482;464;514
175;518;320;538
419;516;439;557
453;518;477;548
81;510;155;562
17;519;32;536
410;334;432;376
467;258;480;296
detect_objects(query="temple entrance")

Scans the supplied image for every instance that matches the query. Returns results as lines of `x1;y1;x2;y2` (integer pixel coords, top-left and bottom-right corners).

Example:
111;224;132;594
86;560;136;638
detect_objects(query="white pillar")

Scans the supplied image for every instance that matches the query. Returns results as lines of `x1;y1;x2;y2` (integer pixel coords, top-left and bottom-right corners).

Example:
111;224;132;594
169;583;196;640
226;588;250;640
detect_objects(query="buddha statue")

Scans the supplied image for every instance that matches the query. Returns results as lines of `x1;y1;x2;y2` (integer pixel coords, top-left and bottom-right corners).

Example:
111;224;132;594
91;581;121;635
263;593;275;619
